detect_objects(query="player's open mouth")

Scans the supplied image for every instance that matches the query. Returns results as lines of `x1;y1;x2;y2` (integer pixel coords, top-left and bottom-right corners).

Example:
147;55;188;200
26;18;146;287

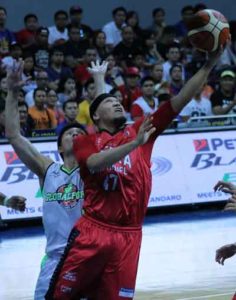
115;108;122;112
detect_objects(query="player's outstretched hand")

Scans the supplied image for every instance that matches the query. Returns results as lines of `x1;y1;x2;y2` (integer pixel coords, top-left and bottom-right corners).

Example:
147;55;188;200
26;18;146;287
88;60;108;77
6;59;26;93
214;180;236;194
6;196;26;212
135;116;156;146
223;194;236;212
215;243;236;265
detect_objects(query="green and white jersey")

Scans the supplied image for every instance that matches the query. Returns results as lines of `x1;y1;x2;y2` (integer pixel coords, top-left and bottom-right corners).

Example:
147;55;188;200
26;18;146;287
42;163;84;256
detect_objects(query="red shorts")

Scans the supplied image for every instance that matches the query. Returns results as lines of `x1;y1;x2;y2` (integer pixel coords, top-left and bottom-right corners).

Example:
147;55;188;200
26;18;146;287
46;215;142;300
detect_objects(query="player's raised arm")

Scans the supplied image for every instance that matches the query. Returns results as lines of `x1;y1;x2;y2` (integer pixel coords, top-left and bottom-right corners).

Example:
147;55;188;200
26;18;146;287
88;60;108;97
5;61;53;179
171;47;223;113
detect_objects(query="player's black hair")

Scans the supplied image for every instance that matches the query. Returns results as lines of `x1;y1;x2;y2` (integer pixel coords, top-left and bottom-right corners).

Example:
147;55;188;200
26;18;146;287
89;93;113;121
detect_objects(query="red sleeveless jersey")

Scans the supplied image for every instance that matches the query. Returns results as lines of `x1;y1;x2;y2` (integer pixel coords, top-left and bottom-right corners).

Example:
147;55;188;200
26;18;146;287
73;100;176;226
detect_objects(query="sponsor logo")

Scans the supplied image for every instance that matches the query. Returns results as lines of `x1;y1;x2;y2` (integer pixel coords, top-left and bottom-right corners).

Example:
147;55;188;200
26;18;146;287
191;138;236;170
63;272;77;282
60;285;72;294
119;288;134;298
151;156;172;176
223;172;236;183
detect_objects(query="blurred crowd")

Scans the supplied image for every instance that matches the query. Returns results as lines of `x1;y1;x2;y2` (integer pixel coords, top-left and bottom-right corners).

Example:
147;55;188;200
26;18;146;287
0;3;236;138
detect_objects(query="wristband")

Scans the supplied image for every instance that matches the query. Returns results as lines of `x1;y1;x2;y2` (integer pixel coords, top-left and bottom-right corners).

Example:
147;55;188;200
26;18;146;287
3;197;9;207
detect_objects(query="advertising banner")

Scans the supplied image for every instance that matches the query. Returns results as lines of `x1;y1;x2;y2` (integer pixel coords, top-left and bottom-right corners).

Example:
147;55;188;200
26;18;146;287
0;130;234;220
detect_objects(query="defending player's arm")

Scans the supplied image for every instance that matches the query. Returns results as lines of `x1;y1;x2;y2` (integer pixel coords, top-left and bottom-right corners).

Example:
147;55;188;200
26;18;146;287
215;243;236;265
88;60;108;97
74;117;156;172
5;61;53;179
0;192;26;211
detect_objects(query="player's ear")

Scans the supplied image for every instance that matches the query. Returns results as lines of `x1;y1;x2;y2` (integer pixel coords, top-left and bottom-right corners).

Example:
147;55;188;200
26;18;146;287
93;112;100;123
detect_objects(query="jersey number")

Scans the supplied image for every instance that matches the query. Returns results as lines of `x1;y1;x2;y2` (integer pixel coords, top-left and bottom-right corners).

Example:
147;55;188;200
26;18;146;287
103;174;118;191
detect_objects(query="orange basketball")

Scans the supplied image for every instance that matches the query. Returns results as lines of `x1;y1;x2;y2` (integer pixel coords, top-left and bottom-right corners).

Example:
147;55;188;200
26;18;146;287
187;9;230;52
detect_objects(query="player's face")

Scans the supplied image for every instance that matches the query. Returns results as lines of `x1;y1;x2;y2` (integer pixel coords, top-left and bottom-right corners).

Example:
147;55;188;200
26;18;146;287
96;97;126;126
60;127;85;158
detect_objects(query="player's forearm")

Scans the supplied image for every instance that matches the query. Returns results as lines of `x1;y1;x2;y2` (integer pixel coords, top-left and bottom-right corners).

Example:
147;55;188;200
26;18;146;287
5;90;21;139
171;64;213;113
0;192;7;206
87;140;139;172
93;75;107;97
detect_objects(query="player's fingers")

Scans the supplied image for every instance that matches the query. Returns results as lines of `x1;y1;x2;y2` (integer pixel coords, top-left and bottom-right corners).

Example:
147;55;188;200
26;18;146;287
221;188;233;194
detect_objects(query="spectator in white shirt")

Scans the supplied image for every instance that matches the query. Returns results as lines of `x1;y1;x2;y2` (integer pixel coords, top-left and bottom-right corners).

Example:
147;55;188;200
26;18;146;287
162;43;185;82
48;10;69;46
102;6;127;50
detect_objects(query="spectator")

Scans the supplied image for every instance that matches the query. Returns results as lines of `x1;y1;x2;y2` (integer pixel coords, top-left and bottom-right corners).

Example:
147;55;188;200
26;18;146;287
46;89;64;124
0;7;16;56
46;48;73;90
56;99;79;134
25;70;49;107
105;53;123;87
194;3;207;13
175;5;194;41
150;62;164;92
133;52;147;78
168;64;184;96
131;76;158;120
57;76;77;106
112;25;142;68
74;47;97;85
211;70;236;115
149;7;166;42
76;78;94;126
28;88;57;130
60;24;90;69
48;10;69;46
142;30;164;66
16;13;38;48
1;43;23;68
179;85;212;121
22;53;37;93
68;5;93;42
156;25;178;59
25;26;50;70
0;99;5;138
93;30;109;60
17;88;26;104
18;101;34;136
162;43;185;82
126;11;143;42
102;6;127;50
119;66;142;112
0;76;7;99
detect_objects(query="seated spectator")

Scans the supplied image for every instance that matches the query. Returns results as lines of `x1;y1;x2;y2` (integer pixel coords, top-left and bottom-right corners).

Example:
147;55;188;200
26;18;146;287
179;86;212;121
46;89;64;124
25;27;50;70
142;30;164;67
46;47;73;90
1;43;23;68
112;25;142;68
18;101;34;136
60;24;90;69
56;99;79;134
68;5;93;43
175;5;194;41
0;76;8;99
16;14;38;48
168;64;184;96
28;88;57;130
149;7;166;42
76;78;95;126
0;7;16;56
57;76;77;107
162;43;185;82
131;76;159;121
118;66;142;112
17;88;26;104
22;53;37;93
150;62;164;92
102;6;127;50
156;26;178;60
93;30;109;60
211;70;236;115
0;99;5;138
126;11;143;42
133;52;148;78
25;70;49;107
105;53;124;87
74;47;97;85
48;10;69;46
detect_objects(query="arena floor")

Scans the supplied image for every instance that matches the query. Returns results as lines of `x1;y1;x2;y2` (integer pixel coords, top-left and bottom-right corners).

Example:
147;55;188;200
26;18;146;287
1;210;236;300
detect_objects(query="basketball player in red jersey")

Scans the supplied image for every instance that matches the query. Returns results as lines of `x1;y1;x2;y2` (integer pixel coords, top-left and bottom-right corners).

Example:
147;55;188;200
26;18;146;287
46;49;222;300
